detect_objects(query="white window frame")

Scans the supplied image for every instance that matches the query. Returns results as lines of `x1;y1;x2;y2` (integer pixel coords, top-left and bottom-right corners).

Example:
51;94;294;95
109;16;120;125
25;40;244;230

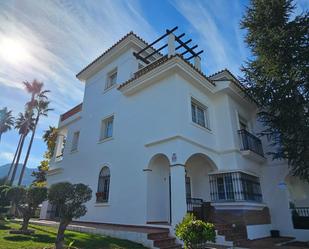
105;68;117;90
191;98;210;129
71;131;80;152
100;115;114;141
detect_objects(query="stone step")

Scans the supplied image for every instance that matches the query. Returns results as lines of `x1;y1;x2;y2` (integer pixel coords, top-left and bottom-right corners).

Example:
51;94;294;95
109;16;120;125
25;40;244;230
148;231;169;240
153;237;176;248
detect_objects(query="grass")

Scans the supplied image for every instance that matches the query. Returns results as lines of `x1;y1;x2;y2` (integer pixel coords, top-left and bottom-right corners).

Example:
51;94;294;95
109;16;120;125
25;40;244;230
0;220;148;249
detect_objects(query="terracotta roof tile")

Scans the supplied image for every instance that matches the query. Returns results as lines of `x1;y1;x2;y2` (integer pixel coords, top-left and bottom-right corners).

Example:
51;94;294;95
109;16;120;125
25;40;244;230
60;103;83;122
118;54;215;90
76;32;162;79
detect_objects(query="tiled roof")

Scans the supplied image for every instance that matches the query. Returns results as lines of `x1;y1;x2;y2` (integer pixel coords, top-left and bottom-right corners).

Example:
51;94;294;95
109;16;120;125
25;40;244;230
118;54;215;90
60;103;83;122
76;32;162;79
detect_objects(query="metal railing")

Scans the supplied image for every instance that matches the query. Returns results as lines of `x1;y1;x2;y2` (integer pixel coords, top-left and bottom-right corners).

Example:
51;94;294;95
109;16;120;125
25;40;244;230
187;198;203;212
209;172;263;203
291;207;309;229
293;207;309;217
238;129;264;157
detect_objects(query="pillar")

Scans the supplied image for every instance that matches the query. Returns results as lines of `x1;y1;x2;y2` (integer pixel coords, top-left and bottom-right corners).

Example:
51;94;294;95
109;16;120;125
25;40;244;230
170;164;187;226
168;33;175;57
194;56;201;70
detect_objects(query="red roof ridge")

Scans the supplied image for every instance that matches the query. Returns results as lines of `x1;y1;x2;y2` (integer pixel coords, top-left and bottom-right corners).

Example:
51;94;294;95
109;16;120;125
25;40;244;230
60;103;83;122
76;32;162;79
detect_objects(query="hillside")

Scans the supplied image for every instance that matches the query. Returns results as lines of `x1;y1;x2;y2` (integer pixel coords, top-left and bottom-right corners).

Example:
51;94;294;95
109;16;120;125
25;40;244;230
0;163;37;186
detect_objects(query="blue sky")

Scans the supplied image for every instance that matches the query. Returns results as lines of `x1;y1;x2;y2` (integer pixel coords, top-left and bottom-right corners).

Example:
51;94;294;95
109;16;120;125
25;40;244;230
0;0;308;168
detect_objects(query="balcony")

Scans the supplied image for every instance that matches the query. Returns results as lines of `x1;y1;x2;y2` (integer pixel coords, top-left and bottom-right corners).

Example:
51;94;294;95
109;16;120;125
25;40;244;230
238;129;265;162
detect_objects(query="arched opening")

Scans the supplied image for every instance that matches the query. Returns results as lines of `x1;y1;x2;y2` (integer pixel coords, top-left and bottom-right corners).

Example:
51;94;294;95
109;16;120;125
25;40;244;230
185;153;217;202
147;154;170;223
97;166;111;203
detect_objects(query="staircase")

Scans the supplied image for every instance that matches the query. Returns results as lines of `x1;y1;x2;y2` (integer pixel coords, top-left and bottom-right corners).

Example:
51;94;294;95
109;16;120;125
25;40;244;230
148;230;182;249
215;223;248;246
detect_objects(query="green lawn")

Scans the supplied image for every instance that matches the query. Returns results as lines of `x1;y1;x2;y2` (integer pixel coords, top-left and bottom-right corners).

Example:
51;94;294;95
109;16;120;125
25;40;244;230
0;220;148;249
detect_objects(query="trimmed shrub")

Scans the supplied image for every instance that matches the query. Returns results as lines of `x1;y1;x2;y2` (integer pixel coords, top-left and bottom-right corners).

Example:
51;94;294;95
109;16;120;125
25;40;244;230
175;213;216;249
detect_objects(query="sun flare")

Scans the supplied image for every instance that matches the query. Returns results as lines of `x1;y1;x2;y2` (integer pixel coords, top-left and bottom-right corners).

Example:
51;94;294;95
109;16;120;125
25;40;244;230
0;37;31;64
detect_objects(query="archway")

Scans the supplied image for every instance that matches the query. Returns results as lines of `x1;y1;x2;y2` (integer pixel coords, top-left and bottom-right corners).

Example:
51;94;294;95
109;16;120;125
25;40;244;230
147;154;170;223
185;153;217;202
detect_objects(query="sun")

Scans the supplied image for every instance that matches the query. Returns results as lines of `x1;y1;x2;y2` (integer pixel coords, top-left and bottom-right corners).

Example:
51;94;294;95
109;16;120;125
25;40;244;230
0;37;31;65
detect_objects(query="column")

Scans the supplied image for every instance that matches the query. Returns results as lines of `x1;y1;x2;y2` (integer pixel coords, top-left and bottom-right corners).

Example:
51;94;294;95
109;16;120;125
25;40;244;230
168;33;175;57
194;56;201;70
170;164;187;226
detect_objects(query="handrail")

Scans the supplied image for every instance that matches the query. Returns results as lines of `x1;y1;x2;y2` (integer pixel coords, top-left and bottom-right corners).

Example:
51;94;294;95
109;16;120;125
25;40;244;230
238;129;264;157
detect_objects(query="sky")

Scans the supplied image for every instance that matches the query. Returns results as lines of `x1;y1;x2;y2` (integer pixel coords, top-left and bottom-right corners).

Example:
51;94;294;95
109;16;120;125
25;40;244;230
0;0;308;168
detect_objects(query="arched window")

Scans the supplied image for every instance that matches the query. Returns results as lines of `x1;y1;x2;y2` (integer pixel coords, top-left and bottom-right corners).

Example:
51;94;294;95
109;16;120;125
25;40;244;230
96;167;110;203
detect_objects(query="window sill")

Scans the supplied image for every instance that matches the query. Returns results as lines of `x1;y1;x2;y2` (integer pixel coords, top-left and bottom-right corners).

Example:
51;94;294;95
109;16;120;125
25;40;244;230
103;84;117;94
211;201;267;210
94;202;110;207
98;137;113;144
190;122;212;134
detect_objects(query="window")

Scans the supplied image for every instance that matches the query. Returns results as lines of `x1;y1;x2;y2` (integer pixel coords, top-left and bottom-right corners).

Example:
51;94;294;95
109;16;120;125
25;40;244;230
100;116;114;140
191;99;209;129
105;69;117;89
55;135;66;160
96;167;110;203
71;131;80;152
210;172;262;202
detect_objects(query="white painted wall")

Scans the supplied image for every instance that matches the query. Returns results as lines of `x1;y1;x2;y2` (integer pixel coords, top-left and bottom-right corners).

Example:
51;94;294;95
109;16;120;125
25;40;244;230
45;36;308;241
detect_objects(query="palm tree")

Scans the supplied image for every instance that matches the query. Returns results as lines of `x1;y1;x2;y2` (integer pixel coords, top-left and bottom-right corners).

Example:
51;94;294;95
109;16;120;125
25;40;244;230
9;111;34;185
0;107;14;142
8;80;45;185
18;98;53;186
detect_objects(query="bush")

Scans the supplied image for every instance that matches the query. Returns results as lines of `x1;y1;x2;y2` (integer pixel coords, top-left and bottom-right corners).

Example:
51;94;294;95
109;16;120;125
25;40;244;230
175;213;216;249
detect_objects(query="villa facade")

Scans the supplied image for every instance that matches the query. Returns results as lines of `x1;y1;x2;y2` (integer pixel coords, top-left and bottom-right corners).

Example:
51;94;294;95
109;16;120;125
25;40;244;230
40;30;309;246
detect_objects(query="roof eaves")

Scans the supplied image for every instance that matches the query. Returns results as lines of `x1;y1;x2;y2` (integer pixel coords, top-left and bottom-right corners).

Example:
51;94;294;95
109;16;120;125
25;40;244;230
76;32;162;80
118;54;215;90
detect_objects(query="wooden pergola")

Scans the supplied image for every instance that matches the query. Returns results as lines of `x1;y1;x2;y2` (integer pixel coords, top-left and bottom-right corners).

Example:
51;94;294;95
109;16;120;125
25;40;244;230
133;26;204;65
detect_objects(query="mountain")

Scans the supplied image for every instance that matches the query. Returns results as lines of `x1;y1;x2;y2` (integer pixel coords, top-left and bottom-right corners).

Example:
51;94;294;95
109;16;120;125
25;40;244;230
0;163;37;186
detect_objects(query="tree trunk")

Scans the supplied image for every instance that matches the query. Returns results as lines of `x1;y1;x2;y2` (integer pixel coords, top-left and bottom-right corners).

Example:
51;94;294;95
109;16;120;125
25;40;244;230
18;115;39;186
7;135;23;183
55;219;70;249
10;134;26;185
20;215;30;231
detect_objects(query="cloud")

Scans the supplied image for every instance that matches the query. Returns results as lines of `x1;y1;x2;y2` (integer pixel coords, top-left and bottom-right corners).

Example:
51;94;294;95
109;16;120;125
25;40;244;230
171;0;250;75
0;0;156;116
0;152;14;162
0;0;157;167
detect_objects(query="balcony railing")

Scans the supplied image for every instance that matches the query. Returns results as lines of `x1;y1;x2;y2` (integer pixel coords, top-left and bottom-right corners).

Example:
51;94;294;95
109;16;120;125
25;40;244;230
187;198;204;220
209;172;263;203
238;129;264;157
291;207;309;229
96;191;108;203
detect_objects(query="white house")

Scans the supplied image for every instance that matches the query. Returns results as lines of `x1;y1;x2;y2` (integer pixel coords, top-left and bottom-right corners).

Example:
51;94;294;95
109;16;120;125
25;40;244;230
40;29;309;247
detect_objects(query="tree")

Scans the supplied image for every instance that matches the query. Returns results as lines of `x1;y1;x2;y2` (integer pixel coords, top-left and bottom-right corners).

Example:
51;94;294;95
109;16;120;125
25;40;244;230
241;0;309;181
43;126;58;160
8;111;34;185
18;97;53;186
32;127;58;187
0;184;10;218
7;186;47;230
0;107;14;142
31;159;49;187
48;182;92;249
